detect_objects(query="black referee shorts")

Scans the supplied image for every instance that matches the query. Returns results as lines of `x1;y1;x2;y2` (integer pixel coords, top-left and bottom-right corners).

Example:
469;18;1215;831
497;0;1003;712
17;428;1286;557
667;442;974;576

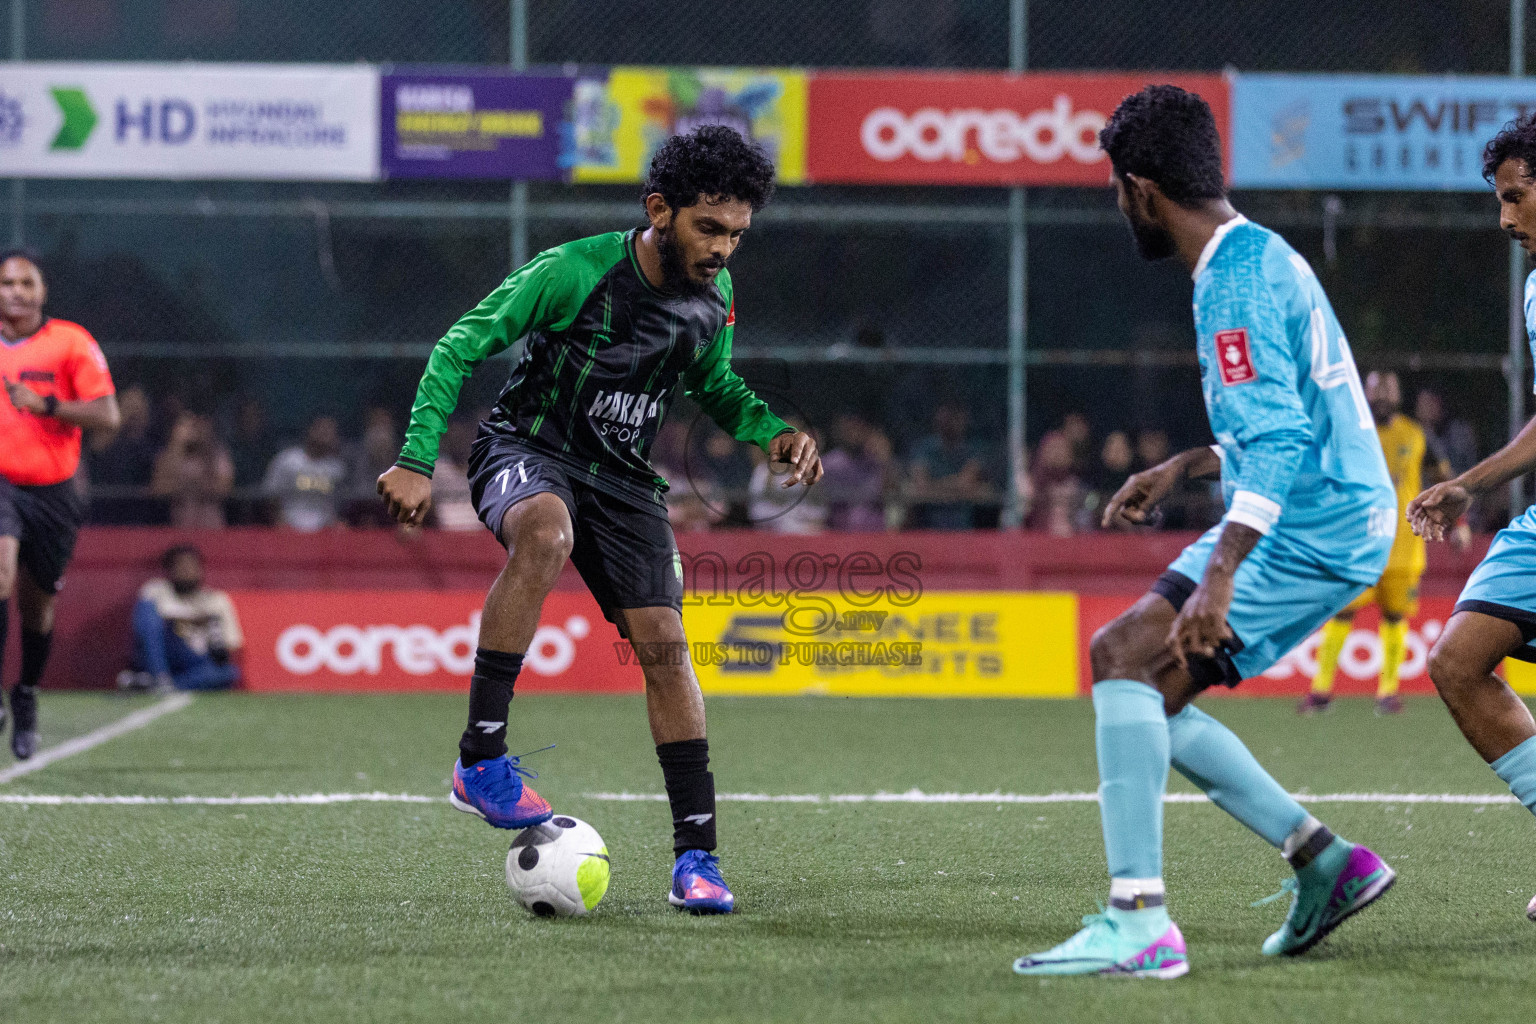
0;477;86;594
468;436;683;637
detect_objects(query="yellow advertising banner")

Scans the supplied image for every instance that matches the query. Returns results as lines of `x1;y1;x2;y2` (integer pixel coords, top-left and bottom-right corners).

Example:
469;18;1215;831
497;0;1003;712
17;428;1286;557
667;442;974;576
570;67;808;184
682;591;1077;698
1498;659;1536;697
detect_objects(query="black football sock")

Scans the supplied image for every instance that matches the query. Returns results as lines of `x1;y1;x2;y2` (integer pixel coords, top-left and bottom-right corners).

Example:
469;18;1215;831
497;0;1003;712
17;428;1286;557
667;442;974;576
657;738;717;854
13;628;51;731
459;648;523;767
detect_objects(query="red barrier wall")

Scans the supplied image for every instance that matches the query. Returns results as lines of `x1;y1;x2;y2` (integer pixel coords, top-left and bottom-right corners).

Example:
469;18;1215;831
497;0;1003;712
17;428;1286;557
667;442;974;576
28;527;1493;691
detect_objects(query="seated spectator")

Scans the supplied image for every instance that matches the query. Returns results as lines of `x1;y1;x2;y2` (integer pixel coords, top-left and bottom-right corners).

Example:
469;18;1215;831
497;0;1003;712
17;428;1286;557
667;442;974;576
346;406;401;528
1025;430;1085;536
151;412;234;529
263;415;347;532
430;419;481;531
907;402;996;530
88;384;162;525
1415;388;1478;477
119;545;242;691
822;411;892;531
696;425;756;527
1059;412;1093;476
652;418;714;533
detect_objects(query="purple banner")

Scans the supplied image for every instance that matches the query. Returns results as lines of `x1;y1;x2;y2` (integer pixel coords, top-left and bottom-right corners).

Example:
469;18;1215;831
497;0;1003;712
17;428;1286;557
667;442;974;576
380;71;572;180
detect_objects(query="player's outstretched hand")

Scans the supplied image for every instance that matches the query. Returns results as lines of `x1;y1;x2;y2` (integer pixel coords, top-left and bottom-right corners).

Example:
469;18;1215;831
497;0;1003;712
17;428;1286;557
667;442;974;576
1102;464;1179;529
770;431;823;488
377;465;433;526
1406;481;1473;542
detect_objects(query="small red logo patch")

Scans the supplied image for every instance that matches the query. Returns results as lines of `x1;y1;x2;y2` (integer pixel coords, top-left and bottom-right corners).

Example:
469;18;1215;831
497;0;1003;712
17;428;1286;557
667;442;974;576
1214;328;1257;386
725;300;735;327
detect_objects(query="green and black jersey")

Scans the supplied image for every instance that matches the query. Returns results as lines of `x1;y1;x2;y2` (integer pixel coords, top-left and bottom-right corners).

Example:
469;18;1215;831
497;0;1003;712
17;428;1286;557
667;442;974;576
397;229;792;510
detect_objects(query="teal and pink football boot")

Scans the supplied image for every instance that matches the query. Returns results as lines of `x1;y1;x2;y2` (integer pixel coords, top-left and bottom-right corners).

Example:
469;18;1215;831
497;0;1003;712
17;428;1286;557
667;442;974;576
1259;837;1395;956
1013;906;1188;979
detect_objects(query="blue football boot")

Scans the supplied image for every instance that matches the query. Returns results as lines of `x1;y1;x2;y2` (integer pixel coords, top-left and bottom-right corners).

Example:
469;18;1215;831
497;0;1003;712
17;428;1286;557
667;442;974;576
669;849;735;914
448;755;553;829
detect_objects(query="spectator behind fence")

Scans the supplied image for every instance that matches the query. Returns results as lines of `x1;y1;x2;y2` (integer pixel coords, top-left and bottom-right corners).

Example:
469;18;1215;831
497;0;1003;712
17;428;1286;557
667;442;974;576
88;384;161;524
1025;430;1086;536
118;545;242;692
263;415;347;532
749;420;826;533
1414;388;1478;478
652;418;714;533
1060;412;1094;476
347;406;401;527
227;397;274;524
151;412;234;529
1088;430;1135;527
430;419;481;531
821;411;892;531
908;402;994;529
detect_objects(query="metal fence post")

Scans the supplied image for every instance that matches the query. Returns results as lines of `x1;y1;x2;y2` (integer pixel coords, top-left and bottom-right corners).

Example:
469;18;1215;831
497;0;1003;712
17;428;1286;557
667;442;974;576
1511;0;1527;516
1003;0;1028;528
9;0;24;247
509;0;529;272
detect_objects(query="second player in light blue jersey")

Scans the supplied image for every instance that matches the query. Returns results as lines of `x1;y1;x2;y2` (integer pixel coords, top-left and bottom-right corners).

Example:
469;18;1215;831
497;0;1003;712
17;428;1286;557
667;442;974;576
1407;115;1536;922
1013;86;1397;980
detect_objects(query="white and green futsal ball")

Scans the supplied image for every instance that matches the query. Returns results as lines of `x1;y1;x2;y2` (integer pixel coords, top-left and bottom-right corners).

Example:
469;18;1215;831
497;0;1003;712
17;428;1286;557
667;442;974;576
505;815;610;917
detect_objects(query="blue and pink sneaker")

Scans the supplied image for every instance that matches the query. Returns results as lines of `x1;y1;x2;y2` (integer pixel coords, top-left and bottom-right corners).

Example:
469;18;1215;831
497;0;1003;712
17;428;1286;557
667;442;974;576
1259;839;1395;956
448;755;552;830
669;849;735;914
1013;907;1189;978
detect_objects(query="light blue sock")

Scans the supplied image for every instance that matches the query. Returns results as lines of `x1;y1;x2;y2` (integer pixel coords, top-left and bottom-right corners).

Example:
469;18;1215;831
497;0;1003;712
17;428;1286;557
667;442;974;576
1491;734;1536;815
1093;679;1170;879
1167;704;1309;848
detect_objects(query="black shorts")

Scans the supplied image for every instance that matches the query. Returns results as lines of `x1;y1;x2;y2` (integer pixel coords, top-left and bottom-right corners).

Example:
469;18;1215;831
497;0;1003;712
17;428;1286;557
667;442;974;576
468;437;682;636
0;477;86;594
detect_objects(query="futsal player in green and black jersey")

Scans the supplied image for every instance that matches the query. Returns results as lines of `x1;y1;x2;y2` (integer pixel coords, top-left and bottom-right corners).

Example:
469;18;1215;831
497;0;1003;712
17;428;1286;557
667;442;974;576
378;126;822;913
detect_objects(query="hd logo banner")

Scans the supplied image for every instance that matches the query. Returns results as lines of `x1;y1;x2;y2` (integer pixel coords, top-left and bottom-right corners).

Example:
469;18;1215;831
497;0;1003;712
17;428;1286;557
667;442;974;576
0;63;379;180
1231;74;1536;190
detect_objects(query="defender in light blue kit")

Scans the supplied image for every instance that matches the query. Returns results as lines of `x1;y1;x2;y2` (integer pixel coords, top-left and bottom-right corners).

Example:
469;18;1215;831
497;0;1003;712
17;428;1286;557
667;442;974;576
1408;113;1536;923
1012;85;1398;979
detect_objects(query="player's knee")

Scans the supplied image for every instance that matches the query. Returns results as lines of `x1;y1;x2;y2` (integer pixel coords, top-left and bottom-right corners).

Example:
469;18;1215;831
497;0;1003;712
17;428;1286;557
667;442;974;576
510;523;573;577
1426;641;1477;699
1090;618;1147;682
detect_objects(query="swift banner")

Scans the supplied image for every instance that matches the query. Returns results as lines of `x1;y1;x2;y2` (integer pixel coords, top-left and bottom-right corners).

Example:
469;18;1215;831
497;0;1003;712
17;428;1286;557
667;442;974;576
1231;74;1536;190
0;63;379;180
380;70;572;179
806;72;1229;186
568;67;807;184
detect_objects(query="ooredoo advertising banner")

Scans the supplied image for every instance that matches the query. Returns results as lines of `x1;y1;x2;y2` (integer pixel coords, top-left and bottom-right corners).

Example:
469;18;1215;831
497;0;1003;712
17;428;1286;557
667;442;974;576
380;70;572;179
0;63;379;180
1231;74;1536;190
806;72;1229;186
569;67;808;184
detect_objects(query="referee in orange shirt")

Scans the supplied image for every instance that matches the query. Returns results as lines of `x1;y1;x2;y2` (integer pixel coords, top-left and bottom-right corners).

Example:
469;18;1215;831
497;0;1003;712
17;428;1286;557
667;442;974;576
0;250;120;759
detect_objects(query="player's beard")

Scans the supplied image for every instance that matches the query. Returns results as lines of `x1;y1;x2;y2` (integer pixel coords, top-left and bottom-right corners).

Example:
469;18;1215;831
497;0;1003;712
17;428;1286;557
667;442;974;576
657;228;722;297
1125;209;1177;262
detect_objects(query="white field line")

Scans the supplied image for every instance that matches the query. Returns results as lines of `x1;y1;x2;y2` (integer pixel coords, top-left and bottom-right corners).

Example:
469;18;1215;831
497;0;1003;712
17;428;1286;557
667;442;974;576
0;692;194;785
0;788;1517;807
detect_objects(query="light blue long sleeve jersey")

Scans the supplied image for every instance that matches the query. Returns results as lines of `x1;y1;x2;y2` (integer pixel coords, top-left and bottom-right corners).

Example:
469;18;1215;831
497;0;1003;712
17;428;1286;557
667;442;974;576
1191;215;1396;585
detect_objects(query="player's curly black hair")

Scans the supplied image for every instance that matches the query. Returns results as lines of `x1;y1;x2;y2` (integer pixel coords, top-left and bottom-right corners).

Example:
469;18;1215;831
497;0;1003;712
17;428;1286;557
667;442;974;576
1483;112;1536;183
1098;85;1225;207
642;124;777;213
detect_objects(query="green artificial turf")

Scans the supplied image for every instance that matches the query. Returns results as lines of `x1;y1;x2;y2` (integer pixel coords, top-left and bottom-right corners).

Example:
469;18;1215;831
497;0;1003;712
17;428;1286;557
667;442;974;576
1;693;1533;1023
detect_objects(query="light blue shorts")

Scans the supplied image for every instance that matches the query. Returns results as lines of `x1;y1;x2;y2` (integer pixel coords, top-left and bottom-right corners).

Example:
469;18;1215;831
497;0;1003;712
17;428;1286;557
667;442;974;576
1159;525;1380;683
1455;507;1536;661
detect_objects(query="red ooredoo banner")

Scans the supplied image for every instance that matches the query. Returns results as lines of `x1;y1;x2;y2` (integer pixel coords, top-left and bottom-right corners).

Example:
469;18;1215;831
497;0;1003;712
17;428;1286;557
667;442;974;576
807;72;1230;186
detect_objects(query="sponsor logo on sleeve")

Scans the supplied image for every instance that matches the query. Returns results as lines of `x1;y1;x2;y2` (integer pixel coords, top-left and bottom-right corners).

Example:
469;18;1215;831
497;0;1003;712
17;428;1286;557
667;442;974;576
1215;328;1257;386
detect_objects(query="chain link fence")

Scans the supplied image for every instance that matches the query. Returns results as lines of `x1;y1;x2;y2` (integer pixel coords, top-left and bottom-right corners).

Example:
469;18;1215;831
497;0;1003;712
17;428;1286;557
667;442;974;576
5;0;1528;528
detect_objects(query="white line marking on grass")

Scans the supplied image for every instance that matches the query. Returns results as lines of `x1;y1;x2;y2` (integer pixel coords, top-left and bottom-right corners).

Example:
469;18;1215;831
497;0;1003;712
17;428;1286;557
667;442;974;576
585;790;1521;806
0;789;1517;808
0;692;194;785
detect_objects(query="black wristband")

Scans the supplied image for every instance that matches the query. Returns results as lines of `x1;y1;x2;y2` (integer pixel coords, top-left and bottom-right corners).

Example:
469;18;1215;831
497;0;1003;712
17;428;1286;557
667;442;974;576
42;395;58;417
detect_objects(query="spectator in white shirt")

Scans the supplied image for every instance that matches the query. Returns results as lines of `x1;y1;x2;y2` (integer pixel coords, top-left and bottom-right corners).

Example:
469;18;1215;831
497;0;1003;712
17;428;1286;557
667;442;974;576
119;545;242;691
262;415;347;531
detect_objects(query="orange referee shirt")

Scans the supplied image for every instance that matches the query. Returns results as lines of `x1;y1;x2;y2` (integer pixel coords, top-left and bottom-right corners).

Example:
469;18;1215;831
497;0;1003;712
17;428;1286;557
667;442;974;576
0;318;116;486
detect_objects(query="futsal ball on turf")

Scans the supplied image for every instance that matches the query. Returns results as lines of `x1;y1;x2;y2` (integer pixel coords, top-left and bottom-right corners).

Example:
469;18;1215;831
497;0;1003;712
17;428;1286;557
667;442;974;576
1527;893;1536;922
505;815;611;917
